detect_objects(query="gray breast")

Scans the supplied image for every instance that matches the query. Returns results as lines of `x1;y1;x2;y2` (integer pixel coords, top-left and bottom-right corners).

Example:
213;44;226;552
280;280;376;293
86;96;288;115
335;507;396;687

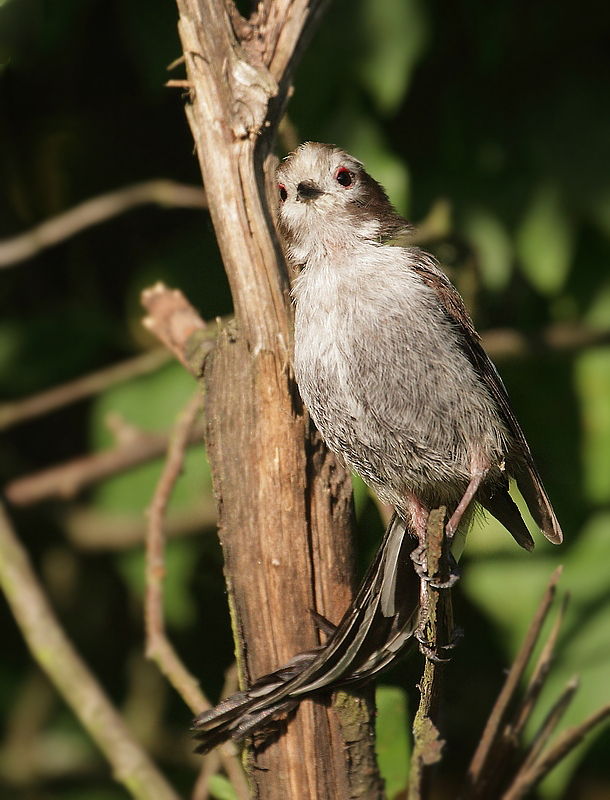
293;248;508;511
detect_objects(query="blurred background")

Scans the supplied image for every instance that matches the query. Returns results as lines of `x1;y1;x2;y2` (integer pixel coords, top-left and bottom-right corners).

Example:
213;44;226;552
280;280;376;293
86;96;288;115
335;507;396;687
1;0;609;797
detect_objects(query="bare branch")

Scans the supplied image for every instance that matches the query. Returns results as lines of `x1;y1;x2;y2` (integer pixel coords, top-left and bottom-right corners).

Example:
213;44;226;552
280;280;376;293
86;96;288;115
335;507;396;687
0;501;180;800
462;566;563;797
143;391;251;800
0;349;173;432
502;702;610;799
508;592;570;743
64;505;217;551
481;324;610;360
144;391;207;712
513;677;579;781
409;507;454;800
4;421;205;506
0;180;207;268
141;283;215;376
457;573;610;800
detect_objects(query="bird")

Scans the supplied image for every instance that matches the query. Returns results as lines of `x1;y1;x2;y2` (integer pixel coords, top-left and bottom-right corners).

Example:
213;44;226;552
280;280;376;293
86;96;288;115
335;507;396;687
192;142;562;754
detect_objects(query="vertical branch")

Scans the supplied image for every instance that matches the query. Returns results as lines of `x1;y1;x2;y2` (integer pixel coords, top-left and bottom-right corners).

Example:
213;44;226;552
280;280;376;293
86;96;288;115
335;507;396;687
173;2;380;798
145;390;206;711
143;387;251;800
409;507;454;800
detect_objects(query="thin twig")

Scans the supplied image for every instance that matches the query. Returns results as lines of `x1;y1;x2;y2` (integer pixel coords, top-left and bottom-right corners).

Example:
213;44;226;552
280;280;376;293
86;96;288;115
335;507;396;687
0;501;180;800
502;700;610;800
4;422;205;506
143;391;250;800
469;591;572;795
481;324;610;360
144;390;207;710
508;592;570;742
463;566;563;795
408;507;453;800
0;348;172;432
515;677;579;778
166;79;195;88
502;701;610;800
0;180;207;268
141;283;214;377
64;504;217;551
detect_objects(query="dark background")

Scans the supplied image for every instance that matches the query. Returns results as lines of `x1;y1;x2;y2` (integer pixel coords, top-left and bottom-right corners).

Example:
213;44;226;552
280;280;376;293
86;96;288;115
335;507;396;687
1;0;609;797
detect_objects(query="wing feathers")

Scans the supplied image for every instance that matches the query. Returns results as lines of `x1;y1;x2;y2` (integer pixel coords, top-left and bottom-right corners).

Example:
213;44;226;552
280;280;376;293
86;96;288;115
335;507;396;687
409;252;562;546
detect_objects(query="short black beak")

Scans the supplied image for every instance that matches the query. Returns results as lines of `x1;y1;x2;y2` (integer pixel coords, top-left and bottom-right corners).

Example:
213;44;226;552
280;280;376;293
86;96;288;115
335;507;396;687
297;180;324;201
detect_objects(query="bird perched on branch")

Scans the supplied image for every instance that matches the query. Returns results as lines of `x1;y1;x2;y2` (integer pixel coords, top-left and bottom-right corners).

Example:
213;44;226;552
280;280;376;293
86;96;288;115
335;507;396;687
193;142;562;754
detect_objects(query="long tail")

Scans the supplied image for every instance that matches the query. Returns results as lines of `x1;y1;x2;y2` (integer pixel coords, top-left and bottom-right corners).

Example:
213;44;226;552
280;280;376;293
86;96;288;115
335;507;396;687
193;513;420;754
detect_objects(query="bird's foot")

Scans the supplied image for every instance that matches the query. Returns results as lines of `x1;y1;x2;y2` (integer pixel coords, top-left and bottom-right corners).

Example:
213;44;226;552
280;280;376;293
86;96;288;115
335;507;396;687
415;624;463;662
410;544;460;588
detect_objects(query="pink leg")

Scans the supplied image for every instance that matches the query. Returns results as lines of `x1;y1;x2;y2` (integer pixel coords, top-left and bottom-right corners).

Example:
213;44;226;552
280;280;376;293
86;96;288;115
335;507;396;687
405;493;430;543
405;494;454;659
446;463;490;538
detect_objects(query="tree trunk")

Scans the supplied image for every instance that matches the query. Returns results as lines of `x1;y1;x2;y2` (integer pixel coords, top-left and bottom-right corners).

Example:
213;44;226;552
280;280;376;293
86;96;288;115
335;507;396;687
175;0;385;797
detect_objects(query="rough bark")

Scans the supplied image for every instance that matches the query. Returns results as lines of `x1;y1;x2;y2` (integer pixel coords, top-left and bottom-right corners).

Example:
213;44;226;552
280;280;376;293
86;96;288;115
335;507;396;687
175;0;384;797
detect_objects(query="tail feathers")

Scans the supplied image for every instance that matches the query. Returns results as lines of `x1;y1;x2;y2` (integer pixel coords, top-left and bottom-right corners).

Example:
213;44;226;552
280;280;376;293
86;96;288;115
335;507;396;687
514;460;563;545
479;486;535;551
193;513;420;754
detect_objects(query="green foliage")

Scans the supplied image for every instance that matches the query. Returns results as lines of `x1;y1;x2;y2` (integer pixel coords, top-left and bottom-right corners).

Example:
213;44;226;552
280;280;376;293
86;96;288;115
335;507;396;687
90;362;210;514
575;348;610;504
376;686;410;798
118;539;200;629
516;185;575;295
463;207;513;291
357;0;429;115
208;774;239;800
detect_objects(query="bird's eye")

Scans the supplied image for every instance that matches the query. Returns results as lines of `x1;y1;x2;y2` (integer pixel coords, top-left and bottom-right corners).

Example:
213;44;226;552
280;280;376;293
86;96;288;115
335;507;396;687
335;167;353;188
278;184;288;202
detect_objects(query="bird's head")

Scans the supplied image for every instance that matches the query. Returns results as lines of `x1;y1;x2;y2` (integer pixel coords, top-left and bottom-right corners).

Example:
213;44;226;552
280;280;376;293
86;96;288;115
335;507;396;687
276;142;407;266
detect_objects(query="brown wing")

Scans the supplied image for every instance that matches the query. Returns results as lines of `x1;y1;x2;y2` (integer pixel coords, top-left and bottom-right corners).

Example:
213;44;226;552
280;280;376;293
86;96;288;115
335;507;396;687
410;252;563;545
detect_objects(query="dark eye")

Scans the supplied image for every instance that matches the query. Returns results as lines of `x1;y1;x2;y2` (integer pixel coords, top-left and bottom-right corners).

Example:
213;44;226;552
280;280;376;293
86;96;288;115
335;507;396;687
278;184;288;202
335;167;353;188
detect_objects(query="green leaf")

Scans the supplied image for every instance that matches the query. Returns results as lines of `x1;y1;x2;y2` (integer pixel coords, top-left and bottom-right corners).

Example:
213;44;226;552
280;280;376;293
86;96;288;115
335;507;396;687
89;362;210;514
117;538;199;628
463;208;514;291
90;362;197;449
516;185;574;295
208;774;239;800
358;0;429;114
585;279;610;330
574;347;610;504
376;685;410;798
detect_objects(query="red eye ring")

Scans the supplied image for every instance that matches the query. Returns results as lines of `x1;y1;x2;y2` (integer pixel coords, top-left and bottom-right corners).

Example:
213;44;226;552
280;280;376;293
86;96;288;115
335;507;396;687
335;167;353;188
279;184;287;202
